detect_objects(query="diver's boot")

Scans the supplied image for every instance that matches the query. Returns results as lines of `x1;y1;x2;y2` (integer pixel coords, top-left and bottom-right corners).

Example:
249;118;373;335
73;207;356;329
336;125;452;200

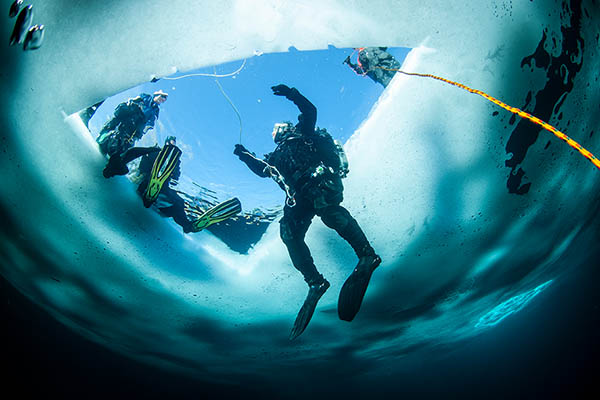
289;278;330;340
102;154;128;178
338;253;382;322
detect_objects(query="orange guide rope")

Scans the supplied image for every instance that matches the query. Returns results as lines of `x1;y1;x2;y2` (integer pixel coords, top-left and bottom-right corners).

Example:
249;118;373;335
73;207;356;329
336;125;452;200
377;67;600;171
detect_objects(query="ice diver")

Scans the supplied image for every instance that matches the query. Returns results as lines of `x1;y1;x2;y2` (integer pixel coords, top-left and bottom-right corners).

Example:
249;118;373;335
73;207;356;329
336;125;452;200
103;136;241;233
96;90;168;158
344;47;400;88
234;84;381;339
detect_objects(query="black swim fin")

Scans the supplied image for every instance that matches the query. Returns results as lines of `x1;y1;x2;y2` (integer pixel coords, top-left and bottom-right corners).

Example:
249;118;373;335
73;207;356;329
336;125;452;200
289;279;330;340
143;144;182;207
191;197;242;232
337;254;381;322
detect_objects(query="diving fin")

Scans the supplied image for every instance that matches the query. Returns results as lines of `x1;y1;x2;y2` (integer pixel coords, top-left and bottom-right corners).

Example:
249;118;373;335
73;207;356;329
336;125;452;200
337;254;381;322
191;197;242;232
289;279;330;340
143;144;182;208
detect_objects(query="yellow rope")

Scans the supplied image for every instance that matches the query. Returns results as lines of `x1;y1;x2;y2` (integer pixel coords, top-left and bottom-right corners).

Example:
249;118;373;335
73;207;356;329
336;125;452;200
377;67;600;170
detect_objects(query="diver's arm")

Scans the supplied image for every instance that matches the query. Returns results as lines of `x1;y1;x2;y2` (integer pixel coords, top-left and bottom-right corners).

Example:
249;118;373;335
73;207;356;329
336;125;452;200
141;107;159;135
287;88;316;118
103;146;160;179
131;94;158;135
99;115;119;135
141;120;155;135
271;85;317;135
287;88;317;134
344;56;363;74
234;144;270;178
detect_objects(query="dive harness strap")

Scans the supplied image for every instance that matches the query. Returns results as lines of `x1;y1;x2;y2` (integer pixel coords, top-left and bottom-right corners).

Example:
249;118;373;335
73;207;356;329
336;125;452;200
241;150;296;207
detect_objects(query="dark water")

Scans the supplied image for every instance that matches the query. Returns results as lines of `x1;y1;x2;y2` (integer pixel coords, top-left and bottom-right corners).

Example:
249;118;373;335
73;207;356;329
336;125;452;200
3;227;599;399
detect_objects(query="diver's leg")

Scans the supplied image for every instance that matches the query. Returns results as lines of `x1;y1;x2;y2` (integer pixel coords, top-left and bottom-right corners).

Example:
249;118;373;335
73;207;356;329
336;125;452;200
282;203;331;340
319;205;381;322
120;146;160;164
279;205;324;285
103;153;128;178
136;178;149;197
103;146;159;178
159;188;194;233
318;205;375;258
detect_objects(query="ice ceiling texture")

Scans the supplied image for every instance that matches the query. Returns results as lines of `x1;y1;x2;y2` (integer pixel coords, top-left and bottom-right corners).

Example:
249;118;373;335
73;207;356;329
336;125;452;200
1;0;599;394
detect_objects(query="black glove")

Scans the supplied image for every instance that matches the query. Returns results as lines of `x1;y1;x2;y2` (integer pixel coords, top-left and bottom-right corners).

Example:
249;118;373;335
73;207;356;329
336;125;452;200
234;143;248;157
343;56;350;64
271;84;292;97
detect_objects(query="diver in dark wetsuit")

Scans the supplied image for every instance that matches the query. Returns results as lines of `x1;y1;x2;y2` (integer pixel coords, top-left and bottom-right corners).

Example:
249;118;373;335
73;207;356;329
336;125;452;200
234;84;381;339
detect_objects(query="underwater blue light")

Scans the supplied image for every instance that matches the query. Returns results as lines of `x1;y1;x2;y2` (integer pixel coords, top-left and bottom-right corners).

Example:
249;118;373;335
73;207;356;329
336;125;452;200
475;280;554;328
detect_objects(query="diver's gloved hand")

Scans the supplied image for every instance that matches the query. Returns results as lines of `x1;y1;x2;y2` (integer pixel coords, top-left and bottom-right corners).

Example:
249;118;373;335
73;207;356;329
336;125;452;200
271;84;292;97
234;143;249;157
343;56;350;65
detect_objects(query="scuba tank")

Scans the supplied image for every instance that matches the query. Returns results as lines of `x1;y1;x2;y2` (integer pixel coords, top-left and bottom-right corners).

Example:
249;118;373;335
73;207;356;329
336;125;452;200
333;139;349;178
315;127;349;178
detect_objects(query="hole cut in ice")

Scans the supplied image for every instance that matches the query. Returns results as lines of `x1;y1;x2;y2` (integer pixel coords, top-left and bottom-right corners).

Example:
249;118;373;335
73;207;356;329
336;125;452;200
75;46;410;253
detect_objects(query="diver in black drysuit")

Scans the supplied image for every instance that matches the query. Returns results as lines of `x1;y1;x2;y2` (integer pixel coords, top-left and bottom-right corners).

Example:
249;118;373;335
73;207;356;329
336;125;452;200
103;137;195;233
234;84;380;336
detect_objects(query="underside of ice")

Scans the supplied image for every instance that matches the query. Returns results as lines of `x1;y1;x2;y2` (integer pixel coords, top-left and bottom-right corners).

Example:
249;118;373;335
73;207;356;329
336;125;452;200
1;0;599;388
